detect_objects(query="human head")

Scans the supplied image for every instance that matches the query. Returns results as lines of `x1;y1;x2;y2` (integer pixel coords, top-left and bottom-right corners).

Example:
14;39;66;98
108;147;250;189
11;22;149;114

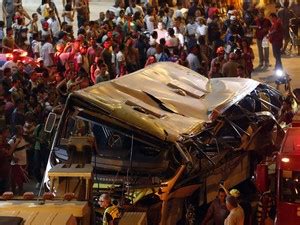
258;10;265;19
226;195;238;211
236;65;245;78
269;13;277;22
157;22;164;31
216;47;225;57
283;0;289;8
99;12;105;21
6;27;13;36
32;13;38;22
168;28;175;36
129;0;136;7
98;193;111;208
218;188;227;203
229;52;237;61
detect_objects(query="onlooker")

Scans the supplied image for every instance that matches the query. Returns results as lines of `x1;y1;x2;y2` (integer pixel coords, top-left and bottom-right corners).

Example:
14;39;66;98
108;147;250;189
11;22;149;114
187;45;201;72
254;10;272;68
98;193;121;225
9;125;29;195
224;195;245;225
222;52;240;77
201;188;229;225
268;13;284;70
2;0;14;28
277;1;294;54
40;35;55;67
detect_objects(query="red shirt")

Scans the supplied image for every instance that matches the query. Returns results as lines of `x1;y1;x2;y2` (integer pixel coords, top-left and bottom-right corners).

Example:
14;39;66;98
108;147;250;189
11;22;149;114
269;18;283;47
255;18;272;40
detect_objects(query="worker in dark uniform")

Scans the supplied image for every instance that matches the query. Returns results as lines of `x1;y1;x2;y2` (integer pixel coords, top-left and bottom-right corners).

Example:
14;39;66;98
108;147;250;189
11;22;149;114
98;193;121;225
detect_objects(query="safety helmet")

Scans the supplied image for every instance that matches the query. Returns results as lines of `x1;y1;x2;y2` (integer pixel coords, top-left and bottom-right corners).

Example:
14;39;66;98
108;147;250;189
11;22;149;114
229;189;240;198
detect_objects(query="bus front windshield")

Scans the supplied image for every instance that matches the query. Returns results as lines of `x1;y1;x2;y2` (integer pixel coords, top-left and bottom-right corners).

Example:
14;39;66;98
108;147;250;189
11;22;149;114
280;170;300;203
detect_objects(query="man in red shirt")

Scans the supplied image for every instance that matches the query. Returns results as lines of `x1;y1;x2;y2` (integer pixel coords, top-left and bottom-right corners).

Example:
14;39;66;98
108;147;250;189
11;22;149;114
254;10;272;68
268;13;283;70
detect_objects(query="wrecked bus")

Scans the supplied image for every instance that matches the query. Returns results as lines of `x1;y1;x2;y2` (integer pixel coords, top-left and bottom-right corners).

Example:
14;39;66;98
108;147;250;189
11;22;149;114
44;62;284;225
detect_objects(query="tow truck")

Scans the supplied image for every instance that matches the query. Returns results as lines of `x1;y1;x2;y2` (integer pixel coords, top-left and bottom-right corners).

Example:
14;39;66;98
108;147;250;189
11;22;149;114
1;63;284;225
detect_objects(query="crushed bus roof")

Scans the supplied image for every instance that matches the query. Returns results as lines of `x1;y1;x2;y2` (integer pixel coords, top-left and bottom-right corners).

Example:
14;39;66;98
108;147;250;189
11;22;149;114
72;62;259;142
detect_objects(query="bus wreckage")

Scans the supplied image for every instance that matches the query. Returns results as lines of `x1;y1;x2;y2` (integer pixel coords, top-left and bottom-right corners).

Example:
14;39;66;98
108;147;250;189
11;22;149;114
44;62;284;225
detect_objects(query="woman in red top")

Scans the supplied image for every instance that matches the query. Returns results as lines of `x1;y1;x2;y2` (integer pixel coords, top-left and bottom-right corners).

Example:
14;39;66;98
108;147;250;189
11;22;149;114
241;39;254;78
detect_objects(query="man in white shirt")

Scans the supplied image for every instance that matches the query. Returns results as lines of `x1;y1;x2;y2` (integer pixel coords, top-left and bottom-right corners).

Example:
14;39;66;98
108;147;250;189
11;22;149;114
187;45;201;72
125;0;143;16
224;195;244;225
47;10;60;39
109;0;124;17
40;35;54;67
0;50;20;74
144;7;155;33
31;33;41;59
154;22;168;44
196;17;208;37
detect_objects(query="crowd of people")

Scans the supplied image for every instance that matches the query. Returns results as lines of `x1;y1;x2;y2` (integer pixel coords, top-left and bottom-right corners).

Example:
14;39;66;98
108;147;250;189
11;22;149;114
0;0;299;197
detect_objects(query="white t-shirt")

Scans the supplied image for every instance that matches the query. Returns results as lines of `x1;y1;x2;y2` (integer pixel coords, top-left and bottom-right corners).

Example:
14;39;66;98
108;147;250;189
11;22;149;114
116;51;125;63
154;29;168;44
109;6;122;17
144;15;155;33
196;24;208;36
125;5;143;16
187;53;201;72
186;23;197;36
41;42;54;67
0;60;18;73
31;40;41;58
47;17;60;38
175;9;183;18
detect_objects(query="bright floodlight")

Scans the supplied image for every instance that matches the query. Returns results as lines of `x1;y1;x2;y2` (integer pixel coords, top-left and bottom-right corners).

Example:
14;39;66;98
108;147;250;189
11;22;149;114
275;69;284;77
281;157;290;163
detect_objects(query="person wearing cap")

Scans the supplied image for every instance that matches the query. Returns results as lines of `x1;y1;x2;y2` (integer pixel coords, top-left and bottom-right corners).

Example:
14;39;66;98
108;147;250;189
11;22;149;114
35;58;49;79
229;189;252;225
225;195;244;225
210;47;226;74
0;49;20;74
201;188;229;225
41;21;50;37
